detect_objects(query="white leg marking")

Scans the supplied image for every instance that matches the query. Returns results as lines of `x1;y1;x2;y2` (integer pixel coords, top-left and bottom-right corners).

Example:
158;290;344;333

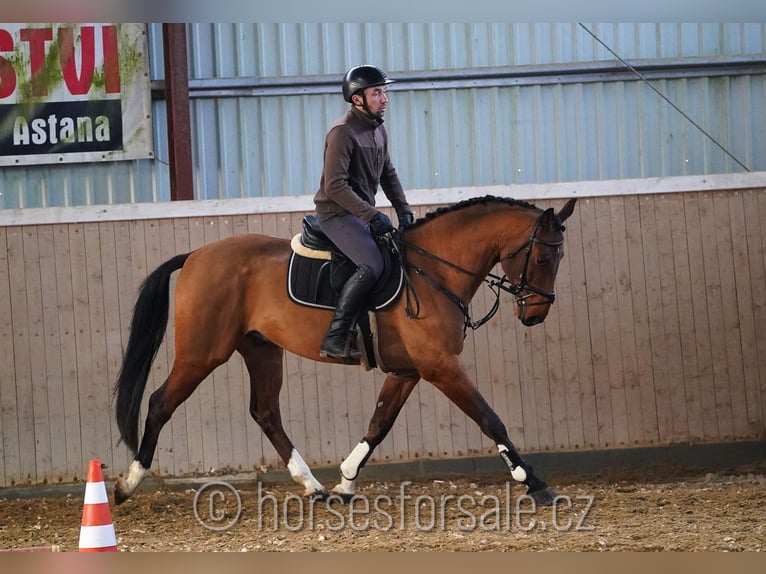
340;440;370;481
287;449;325;495
332;476;355;496
332;440;371;496
497;444;527;482
125;460;147;493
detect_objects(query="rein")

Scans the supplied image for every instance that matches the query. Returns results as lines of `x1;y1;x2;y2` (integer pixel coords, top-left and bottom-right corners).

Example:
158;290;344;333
392;210;563;332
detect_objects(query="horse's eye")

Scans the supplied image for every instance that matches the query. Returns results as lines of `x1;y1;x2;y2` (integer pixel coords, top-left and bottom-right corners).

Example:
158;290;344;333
537;257;548;267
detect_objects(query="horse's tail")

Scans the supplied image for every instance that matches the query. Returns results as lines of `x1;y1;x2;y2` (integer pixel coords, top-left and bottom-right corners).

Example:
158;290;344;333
114;253;190;454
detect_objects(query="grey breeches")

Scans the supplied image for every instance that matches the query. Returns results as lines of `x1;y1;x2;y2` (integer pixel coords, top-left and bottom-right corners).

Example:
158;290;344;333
315;211;384;279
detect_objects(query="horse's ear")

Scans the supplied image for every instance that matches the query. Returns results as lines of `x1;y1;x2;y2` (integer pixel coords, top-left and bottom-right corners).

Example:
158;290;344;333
556;198;577;223
540;207;556;230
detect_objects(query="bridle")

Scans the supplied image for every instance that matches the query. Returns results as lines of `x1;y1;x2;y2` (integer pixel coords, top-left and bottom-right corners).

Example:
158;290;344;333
392;210;564;332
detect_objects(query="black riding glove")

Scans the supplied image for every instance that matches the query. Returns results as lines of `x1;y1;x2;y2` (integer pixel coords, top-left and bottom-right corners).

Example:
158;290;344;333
397;211;414;229
369;211;395;236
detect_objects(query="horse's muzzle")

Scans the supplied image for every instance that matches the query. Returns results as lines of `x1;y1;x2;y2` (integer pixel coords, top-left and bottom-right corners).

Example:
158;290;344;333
521;314;545;327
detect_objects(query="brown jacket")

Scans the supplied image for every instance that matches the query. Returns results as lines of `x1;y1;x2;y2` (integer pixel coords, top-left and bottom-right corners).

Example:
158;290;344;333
314;107;410;222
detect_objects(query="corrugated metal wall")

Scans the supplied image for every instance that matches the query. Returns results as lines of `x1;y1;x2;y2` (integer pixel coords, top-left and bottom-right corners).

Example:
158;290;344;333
1;23;764;209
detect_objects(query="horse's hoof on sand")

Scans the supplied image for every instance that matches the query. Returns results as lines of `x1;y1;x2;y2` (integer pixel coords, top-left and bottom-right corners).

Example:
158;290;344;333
307;490;330;502
326;490;355;504
529;486;558;506
114;481;130;505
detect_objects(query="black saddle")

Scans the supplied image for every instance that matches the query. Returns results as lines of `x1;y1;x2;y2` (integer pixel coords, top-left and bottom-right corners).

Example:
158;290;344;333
287;215;403;311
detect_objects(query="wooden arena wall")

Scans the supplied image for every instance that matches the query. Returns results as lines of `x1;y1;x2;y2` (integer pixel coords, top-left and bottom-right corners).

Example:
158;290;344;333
1;188;765;486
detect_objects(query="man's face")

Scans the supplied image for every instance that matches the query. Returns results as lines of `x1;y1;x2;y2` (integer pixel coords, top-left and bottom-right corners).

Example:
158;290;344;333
355;85;389;118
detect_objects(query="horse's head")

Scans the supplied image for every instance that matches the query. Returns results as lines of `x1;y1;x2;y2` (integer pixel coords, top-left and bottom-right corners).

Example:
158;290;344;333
500;198;577;326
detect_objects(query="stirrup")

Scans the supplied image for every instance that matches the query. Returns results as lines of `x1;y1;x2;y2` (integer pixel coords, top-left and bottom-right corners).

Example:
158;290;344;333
319;330;361;360
319;334;352;359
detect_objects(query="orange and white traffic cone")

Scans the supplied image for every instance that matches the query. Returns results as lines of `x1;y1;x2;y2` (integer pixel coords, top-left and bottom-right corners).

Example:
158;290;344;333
78;459;118;552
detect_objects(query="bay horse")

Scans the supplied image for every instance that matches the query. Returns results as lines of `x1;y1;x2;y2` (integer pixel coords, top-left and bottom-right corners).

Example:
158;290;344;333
113;195;577;505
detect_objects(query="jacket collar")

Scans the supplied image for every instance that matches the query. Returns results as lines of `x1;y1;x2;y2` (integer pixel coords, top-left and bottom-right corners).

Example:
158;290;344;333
350;105;384;127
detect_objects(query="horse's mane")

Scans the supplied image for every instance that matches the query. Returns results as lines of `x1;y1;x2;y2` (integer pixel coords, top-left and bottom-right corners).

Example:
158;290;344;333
407;195;540;230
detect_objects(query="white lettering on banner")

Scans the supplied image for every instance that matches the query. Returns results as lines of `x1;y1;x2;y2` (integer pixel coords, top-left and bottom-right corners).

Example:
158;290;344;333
13;114;111;146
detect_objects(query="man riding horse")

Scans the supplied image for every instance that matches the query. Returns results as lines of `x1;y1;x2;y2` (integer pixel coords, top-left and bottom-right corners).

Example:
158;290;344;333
313;65;414;359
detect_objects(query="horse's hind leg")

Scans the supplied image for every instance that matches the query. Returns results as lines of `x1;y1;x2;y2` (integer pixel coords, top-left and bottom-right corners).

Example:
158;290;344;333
426;359;557;505
332;373;420;498
238;332;326;497
115;361;211;503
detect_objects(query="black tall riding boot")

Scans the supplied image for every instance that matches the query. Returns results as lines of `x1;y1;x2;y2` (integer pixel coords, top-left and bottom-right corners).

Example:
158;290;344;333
319;264;377;359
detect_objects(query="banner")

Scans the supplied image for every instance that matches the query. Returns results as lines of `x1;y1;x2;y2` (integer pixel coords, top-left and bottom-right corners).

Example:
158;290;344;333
0;23;153;166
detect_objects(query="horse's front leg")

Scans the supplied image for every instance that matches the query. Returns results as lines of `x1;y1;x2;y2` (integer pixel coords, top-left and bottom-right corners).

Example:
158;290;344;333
425;359;557;505
332;373;420;500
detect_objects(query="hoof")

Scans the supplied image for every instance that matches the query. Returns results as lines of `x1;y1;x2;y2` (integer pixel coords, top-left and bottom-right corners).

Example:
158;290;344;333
113;479;130;505
328;492;355;505
529;486;558;506
306;490;330;502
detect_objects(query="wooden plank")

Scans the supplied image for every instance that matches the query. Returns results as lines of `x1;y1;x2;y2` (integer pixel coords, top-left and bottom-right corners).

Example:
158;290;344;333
21;227;51;482
558;200;598;449
7;226;37;484
0;227;19;485
68;224;97;466
697;192;733;440
548;217;585;450
623;195;658;444
729;191;762;439
529;314;554;451
616;197;658;445
595;197;630;447
539;275;568;452
579;198;614;448
607;198;643;446
713;193;748;439
654;195;689;442
741;189;766;438
82;223;113;470
37;225;67;480
668;194;704;441
751;190;766;437
638;195;673;443
682;194;719;440
52;224;82;480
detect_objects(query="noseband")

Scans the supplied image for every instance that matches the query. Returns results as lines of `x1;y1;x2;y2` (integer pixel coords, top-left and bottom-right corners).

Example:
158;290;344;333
395;210;563;331
497;210;563;309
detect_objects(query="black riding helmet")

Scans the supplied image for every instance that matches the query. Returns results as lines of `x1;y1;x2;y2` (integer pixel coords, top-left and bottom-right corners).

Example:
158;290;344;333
342;65;395;103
